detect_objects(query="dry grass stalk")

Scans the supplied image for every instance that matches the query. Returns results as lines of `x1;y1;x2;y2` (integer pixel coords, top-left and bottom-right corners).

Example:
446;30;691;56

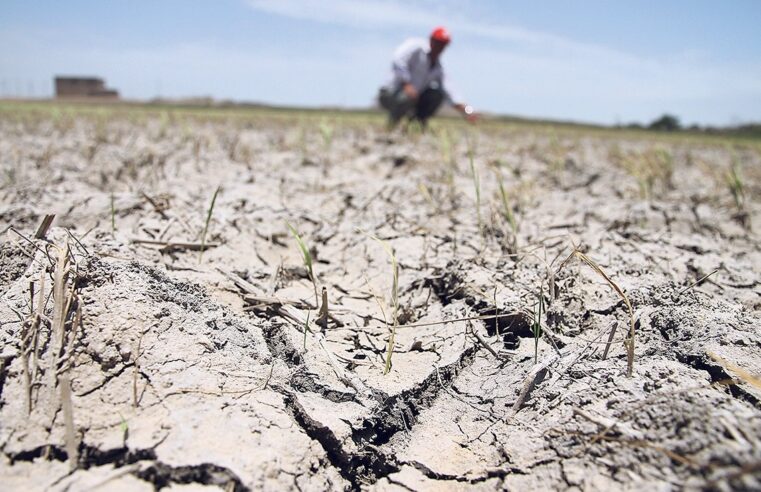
315;332;374;401
241;294;311;311
390;311;526;330
708;351;761;390
59;371;77;471
560;248;636;377
303;312;311;350
140;191;170;220
46;242;81;470
678;268;719;296
384;254;399;374
34;214;56;239
47;244;70;392
315;286;329;330
532;284;545;364
20;274;45;415
10;226;53;263
132;237;220;251
20;291;33;414
132;333;144;408
601;320;618;360
217;268;262;295
110;193;116;234
509;352;561;418
467;320;504;360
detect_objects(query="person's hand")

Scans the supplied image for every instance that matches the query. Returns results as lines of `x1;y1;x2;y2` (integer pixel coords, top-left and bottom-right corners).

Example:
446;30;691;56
403;83;419;100
456;104;479;123
465;111;480;123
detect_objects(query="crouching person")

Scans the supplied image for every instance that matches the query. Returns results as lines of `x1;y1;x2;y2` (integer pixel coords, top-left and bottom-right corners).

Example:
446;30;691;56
379;26;477;129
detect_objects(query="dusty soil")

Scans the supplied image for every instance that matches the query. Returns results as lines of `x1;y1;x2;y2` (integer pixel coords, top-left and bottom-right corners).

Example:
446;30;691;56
1;107;760;491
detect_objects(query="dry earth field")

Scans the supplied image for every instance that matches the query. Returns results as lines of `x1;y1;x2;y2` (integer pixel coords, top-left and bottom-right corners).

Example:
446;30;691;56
1;104;760;491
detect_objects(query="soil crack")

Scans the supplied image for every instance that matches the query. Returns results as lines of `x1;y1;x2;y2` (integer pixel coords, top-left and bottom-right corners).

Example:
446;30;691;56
404;459;525;483
677;352;760;408
280;389;399;491
351;343;480;447
7;443;249;491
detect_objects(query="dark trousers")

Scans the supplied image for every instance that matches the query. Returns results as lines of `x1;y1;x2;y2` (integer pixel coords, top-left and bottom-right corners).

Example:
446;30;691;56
379;86;446;127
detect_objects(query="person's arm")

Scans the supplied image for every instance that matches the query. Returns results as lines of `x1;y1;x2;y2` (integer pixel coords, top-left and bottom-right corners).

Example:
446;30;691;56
442;73;477;122
392;41;419;100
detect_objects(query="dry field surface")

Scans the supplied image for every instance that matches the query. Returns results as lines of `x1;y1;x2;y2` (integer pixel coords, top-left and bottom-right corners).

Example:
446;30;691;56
1;105;761;491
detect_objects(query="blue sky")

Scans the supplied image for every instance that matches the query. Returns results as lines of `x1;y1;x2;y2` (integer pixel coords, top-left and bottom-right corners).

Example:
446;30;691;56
1;0;759;125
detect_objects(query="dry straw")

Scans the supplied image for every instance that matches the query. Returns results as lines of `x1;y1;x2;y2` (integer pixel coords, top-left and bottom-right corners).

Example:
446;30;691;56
560;248;636;377
47;242;82;470
198;185;221;264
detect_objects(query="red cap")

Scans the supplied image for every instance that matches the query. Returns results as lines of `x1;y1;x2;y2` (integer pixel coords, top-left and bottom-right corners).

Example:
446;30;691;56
431;26;451;44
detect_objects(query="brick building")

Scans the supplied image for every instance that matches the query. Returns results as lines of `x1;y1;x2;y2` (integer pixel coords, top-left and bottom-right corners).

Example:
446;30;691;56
54;76;119;99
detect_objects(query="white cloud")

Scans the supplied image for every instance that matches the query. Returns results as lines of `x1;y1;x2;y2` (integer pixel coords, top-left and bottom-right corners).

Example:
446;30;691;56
247;0;440;31
246;0;638;61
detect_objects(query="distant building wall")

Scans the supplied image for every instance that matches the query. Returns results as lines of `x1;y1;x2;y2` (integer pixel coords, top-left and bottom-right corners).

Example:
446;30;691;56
55;77;119;99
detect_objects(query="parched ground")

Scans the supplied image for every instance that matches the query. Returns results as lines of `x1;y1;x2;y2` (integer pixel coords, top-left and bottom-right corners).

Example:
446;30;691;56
1;105;760;491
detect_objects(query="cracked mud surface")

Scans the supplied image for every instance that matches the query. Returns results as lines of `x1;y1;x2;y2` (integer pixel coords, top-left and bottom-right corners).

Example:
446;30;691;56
1;107;761;490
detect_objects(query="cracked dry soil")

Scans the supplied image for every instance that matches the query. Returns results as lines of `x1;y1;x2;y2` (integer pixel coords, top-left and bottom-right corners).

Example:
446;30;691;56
1;108;761;491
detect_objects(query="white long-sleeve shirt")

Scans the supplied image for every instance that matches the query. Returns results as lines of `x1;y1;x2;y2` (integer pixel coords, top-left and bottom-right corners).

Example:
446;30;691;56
384;38;459;105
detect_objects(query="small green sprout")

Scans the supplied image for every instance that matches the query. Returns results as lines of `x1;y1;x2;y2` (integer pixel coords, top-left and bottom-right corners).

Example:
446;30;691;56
726;160;745;211
469;151;483;238
319;119;334;151
286;221;318;305
495;169;518;251
358;229;399;374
